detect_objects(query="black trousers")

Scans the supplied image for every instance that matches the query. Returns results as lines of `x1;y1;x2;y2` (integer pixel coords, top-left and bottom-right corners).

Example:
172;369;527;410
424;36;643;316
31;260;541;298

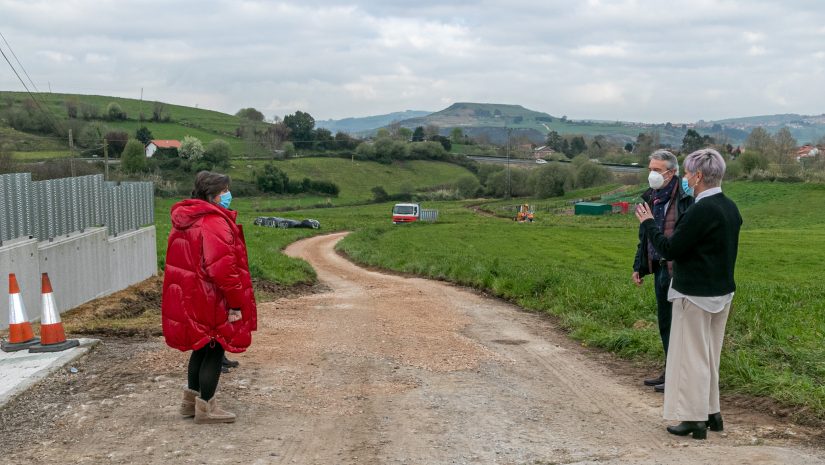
652;261;673;356
187;342;225;401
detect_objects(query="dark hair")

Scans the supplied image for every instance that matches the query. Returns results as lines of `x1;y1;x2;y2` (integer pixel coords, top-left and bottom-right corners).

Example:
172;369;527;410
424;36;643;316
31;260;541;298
191;171;230;202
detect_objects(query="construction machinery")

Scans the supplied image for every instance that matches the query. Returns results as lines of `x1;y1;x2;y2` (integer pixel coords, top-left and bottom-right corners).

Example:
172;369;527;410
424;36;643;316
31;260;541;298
515;204;534;222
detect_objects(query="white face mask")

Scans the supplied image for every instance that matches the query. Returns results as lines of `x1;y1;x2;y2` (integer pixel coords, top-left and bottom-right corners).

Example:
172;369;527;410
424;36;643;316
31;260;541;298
648;170;665;190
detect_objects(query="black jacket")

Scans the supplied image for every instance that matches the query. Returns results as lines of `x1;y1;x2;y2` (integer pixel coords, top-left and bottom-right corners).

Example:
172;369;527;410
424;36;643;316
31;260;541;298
633;181;694;277
642;192;742;296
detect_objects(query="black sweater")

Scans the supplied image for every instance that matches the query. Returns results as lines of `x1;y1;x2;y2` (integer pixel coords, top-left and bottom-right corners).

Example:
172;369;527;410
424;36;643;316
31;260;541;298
642;192;742;296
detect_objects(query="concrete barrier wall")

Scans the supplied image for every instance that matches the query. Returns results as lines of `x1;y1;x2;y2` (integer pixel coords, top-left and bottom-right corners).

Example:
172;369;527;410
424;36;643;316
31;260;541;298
108;227;157;292
38;228;111;315
0;226;157;328
0;237;40;325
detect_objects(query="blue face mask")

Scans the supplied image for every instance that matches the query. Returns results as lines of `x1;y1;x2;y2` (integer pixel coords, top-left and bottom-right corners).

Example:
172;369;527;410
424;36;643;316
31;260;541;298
681;177;694;197
218;191;232;209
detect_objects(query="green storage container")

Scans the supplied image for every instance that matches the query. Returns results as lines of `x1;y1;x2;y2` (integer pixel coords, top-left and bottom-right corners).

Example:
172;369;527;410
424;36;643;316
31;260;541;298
574;202;612;215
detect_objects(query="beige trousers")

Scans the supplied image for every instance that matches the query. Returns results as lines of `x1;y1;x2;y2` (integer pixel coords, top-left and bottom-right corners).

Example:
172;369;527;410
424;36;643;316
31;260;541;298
663;297;731;421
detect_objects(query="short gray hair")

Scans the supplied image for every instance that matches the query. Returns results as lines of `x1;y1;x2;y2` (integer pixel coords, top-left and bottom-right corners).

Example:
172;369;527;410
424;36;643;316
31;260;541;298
649;149;679;174
684;148;726;187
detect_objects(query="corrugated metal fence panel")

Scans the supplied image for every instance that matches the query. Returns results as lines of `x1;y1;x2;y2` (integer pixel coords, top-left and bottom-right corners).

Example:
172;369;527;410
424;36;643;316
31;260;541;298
0;173;33;243
0;174;153;242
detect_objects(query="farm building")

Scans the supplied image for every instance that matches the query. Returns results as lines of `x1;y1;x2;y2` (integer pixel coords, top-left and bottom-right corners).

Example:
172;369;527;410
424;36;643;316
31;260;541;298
145;139;181;158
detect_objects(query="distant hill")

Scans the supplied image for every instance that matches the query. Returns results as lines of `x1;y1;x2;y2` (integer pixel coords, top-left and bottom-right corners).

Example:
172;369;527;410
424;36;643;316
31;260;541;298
394;102;557;145
316;110;432;134
701;113;825;144
390;102;825;147
393;102;685;146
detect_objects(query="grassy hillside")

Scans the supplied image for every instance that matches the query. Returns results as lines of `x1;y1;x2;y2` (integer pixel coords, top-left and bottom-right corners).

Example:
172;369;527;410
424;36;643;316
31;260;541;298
0;91;248;153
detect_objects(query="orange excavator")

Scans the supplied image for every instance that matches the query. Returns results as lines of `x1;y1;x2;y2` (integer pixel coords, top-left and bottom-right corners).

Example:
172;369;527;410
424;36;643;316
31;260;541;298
515;204;534;222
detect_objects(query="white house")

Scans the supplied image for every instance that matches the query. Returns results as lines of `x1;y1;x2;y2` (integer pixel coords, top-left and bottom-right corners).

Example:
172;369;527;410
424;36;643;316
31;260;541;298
145;139;181;158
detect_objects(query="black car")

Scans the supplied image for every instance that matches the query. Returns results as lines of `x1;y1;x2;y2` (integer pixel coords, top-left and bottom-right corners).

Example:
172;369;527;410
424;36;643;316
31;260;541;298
253;217;321;229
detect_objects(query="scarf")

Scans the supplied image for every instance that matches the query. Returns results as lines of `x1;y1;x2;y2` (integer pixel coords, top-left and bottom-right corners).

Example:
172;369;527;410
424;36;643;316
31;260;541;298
647;175;679;262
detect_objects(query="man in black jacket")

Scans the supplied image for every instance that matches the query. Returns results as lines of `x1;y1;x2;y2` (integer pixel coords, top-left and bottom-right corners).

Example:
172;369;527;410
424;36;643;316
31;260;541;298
635;148;742;439
632;150;694;392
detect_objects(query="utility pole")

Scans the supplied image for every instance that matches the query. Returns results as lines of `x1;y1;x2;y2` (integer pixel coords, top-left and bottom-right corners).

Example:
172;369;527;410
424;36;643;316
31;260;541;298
506;127;512;198
103;138;109;181
68;129;75;177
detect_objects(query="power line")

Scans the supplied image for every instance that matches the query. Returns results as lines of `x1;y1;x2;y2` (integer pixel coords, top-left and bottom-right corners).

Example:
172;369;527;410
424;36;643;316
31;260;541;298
0;30;39;93
0;42;66;137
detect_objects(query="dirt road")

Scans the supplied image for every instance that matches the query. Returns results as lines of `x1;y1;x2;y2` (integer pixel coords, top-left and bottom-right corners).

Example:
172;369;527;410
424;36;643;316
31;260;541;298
2;232;824;464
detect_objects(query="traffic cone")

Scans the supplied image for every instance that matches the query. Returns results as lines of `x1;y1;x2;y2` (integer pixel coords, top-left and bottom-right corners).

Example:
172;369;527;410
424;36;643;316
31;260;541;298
1;273;40;352
29;273;79;353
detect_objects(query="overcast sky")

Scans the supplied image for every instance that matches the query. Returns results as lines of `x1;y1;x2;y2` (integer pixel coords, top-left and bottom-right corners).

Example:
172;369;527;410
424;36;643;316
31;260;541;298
1;0;824;123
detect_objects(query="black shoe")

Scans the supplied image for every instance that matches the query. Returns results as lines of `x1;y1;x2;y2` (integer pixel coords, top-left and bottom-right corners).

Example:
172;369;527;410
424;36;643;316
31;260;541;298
221;365;230;374
707;412;723;432
654;382;665;393
667;421;707;440
222;355;239;368
644;373;665;386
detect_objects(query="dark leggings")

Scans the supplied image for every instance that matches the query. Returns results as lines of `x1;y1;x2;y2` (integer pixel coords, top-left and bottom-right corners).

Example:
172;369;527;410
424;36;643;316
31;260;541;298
187;342;225;401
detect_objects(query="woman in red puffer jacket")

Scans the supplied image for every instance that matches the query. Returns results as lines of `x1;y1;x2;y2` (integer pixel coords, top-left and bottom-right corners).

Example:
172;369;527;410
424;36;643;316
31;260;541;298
162;171;257;424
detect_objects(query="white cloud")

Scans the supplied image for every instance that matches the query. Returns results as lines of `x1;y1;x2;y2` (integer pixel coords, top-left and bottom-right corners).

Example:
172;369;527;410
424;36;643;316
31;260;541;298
571;82;625;105
572;43;628;58
748;45;767;56
375;18;478;56
83;53;109;64
743;31;764;43
36;50;74;63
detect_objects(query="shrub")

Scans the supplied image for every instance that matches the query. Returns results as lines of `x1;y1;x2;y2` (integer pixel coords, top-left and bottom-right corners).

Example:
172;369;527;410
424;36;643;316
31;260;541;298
106;102;127;120
105;131;129;157
530;164;573;198
255;163;289;193
575;162;612;189
80;102;99;120
455;175;481;198
371;186;389;202
0;144;16;174
739;151;769;173
179;136;204;160
204;139;231;169
725;160;744;180
77;122;110;157
121;139;146;173
136;126;153;145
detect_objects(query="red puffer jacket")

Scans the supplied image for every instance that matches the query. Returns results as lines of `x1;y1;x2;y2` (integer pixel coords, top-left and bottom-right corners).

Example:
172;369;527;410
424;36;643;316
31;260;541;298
161;199;257;353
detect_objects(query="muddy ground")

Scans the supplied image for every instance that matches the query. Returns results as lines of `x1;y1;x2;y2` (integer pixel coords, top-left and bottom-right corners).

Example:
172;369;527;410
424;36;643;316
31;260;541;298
1;232;824;464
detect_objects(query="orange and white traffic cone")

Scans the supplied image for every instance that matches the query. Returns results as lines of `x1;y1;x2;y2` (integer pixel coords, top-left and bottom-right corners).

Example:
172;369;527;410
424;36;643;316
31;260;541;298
1;273;40;352
29;273;79;353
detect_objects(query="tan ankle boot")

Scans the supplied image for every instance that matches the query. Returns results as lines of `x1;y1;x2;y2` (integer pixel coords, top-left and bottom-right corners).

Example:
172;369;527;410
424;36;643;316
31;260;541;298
194;396;236;424
180;388;199;417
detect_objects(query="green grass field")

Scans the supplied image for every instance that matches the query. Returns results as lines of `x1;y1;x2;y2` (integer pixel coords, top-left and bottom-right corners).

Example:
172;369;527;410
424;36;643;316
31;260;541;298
226;157;474;205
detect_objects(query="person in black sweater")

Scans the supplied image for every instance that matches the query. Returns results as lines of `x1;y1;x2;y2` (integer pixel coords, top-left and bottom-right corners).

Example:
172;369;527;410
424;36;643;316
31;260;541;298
635;148;742;440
